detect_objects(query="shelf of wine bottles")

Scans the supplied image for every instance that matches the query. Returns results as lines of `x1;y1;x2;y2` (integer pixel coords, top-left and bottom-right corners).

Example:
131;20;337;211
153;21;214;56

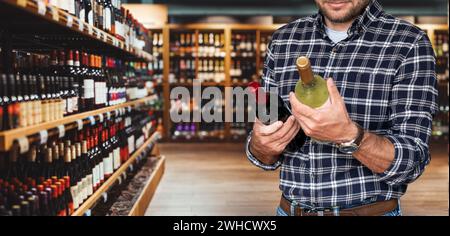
169;30;196;84
230;31;257;85
0;48;154;133
150;30;164;85
0;0;151;61
258;31;273;77
0;103;159;216
90;154;164;216
198;30;225;83
433;30;449;82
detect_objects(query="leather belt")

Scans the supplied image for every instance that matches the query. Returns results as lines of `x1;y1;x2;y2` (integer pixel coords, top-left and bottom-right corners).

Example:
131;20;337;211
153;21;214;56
279;195;398;216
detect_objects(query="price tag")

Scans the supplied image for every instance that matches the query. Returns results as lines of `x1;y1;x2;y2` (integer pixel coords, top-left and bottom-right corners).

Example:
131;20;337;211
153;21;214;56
106;111;111;120
76;119;83;130
17;0;27;7
67;15;73;27
17;137;29;154
37;0;46;16
39;130;48;144
117;176;122;185
98;114;104;123
88;116;96;125
129;164;134;172
78;21;84;32
57;125;65;138
84;209;92;216
96;29;101;39
51;6;59;21
127;106;132;113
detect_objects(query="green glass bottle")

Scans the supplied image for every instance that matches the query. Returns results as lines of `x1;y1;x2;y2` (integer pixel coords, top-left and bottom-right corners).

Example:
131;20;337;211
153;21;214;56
294;56;329;109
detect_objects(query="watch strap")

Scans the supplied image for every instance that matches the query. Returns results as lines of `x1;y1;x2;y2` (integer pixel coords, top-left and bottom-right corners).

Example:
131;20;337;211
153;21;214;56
353;123;364;147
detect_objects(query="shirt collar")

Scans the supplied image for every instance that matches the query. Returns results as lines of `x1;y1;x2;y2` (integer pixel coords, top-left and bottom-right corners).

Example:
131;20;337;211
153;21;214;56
314;0;384;38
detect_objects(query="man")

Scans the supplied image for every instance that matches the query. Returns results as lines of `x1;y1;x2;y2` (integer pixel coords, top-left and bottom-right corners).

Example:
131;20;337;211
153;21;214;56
247;0;437;216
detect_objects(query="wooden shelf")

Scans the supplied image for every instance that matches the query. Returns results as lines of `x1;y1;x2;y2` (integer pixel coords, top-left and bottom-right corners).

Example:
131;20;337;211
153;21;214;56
128;155;165;216
0;96;156;151
0;0;151;62
72;132;162;216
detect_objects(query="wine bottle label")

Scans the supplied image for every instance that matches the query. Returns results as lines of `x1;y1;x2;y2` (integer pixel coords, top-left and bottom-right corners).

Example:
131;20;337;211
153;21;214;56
60;100;64;119
27;101;34;126
95;81;102;105
62;98;67;116
99;161;104;181
113;147;120;170
33;101;40;125
72;97;78;112
93;164;98;187
87;174;93;196
83;79;94;99
104;154;113;175
19;102;28;127
42;101;49;122
66;98;73;114
128;136;135;154
77;180;83;206
71;185;79;209
79;9;86;23
82;177;88;200
105;8;111;31
88;10;94;26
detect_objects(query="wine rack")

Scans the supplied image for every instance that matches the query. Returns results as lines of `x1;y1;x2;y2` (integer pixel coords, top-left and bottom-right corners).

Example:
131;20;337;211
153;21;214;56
0;0;165;216
0;0;152;62
72;132;163;216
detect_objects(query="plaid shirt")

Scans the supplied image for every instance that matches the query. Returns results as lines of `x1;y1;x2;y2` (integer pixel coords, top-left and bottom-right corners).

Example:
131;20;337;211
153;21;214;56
246;0;438;208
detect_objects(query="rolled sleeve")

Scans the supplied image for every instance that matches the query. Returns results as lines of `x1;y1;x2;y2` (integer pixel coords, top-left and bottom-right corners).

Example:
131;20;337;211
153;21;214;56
245;132;282;171
376;33;438;186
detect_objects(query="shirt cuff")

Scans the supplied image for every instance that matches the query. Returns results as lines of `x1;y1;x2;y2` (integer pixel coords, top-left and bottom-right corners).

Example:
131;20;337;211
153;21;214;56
375;134;429;186
245;131;282;171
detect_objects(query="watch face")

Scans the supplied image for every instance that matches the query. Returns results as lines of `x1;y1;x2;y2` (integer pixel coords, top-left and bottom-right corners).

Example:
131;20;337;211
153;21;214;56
339;144;358;154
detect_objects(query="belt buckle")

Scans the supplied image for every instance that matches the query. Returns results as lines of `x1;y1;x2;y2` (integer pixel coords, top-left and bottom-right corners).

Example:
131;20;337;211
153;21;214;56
303;207;340;216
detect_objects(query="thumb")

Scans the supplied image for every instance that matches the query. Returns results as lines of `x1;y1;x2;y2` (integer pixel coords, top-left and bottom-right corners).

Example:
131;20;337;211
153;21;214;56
326;78;341;104
259;120;283;135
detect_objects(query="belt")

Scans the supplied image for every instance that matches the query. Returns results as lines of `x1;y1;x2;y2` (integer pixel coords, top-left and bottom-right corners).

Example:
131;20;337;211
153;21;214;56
279;195;398;216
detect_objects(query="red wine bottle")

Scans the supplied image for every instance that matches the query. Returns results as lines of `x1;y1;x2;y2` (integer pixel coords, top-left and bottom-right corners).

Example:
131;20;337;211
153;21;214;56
248;81;306;151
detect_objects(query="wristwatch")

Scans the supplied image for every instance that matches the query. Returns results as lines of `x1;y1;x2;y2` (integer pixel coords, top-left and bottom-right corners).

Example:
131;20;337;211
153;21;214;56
338;123;365;154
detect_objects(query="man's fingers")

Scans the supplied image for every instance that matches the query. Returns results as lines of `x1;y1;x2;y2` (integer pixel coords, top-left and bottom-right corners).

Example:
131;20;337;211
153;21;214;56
273;115;297;139
289;92;316;118
257;120;284;135
326;78;341;105
279;120;301;145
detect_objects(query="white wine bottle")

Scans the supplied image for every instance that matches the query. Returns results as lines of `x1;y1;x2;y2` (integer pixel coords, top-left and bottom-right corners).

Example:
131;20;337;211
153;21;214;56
295;56;329;109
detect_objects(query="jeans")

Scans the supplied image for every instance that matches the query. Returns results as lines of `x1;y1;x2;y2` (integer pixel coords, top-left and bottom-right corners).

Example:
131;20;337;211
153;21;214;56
276;200;402;216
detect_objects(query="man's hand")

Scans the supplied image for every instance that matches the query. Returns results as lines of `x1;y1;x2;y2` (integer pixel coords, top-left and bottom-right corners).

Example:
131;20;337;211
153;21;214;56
288;78;358;144
249;115;300;165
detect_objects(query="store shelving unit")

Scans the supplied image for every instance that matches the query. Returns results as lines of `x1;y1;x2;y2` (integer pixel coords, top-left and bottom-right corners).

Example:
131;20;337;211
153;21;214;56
72;132;164;216
0;0;152;61
0;0;165;216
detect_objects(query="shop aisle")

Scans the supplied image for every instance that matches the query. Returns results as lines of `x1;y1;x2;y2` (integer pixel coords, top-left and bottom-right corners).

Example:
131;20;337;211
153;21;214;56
146;143;448;216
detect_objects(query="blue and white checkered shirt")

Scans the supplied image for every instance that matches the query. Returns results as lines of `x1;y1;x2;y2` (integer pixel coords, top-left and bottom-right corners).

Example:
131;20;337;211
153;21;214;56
246;0;438;209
